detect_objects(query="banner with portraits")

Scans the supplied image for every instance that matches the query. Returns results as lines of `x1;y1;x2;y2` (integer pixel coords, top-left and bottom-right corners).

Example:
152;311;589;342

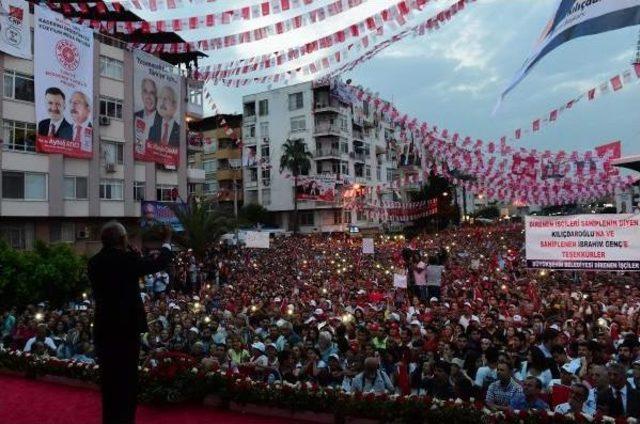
34;6;93;158
140;201;184;232
133;50;181;167
296;175;337;202
0;0;30;59
243;145;257;167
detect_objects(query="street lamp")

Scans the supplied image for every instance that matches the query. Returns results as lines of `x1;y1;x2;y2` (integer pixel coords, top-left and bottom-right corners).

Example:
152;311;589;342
229;158;242;242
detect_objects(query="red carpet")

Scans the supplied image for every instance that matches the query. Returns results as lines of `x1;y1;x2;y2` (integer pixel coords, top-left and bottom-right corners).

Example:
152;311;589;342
0;375;309;424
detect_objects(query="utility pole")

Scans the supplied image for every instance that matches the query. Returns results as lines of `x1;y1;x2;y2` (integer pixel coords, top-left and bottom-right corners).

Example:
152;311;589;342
229;158;242;244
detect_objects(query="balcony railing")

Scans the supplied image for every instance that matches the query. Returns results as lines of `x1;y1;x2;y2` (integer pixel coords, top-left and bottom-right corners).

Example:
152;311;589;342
244;115;256;123
314;124;345;135
314;100;341;112
216;169;242;181
314;148;343;158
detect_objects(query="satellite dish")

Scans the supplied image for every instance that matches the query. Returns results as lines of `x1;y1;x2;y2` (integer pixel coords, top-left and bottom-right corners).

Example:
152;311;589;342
346;79;352;85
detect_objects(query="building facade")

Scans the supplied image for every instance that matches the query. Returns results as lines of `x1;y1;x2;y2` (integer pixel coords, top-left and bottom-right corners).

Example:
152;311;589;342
241;80;403;233
188;114;243;212
0;14;203;253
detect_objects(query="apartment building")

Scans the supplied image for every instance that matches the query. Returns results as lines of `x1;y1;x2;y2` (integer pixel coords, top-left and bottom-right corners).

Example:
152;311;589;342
241;80;406;233
188;114;243;212
0;12;203;253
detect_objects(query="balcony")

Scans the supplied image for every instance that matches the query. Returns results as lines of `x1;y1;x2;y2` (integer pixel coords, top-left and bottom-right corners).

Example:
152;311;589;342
351;152;367;162
216;191;243;202
314;124;345;137
216;147;241;160
216;169;242;181
314;148;343;159
314;100;342;113
245;180;258;189
187;168;206;183
244;115;256;124
211;127;241;140
352;131;364;141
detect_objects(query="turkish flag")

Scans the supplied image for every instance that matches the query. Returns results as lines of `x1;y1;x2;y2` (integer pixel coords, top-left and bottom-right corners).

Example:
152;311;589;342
610;75;623;91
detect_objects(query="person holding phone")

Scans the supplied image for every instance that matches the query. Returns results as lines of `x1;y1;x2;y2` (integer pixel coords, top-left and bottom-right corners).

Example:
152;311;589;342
88;222;173;424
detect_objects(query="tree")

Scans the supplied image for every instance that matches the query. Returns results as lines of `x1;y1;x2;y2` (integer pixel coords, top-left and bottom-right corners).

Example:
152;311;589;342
239;203;274;227
0;241;89;309
169;198;232;259
279;138;312;233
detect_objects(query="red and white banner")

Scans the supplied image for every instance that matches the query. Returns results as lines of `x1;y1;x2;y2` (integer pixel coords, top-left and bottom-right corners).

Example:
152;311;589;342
0;0;31;59
79;0;362;35
525;214;640;271
34;6;94;159
296;175;337;202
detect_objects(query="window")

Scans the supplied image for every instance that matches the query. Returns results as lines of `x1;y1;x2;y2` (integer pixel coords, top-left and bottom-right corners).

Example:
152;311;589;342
261;167;270;185
99;56;124;80
260;145;270;159
299;211;314;226
291;116;306;132
249;168;258;182
203;159;217;173
63;176;88;200
386;168;396;182
2;171;47;200
363;143;371;156
204;180;218;194
340;142;349;154
340;117;348;131
99;179;123;200
258;99;269;116
261;189;271;206
101;141;124;165
245;124;256;138
260;122;269;138
344;211;352;224
188;85;202;106
333;210;343;224
3;70;34;102
365;165;371;180
376;165;381;181
0;223;35;250
134;181;145;201
157;184;177;202
2;120;36;152
99;96;123;119
357;210;366;222
288;92;303;111
243;102;256;116
50;222;75;243
341;161;349;176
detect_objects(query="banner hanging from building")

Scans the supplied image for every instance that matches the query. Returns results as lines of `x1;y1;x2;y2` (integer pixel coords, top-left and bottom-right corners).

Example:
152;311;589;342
499;0;640;103
133;50;181;167
140;201;184;232
525;214;640;271
0;0;30;59
296;175;337;202
34;6;93;158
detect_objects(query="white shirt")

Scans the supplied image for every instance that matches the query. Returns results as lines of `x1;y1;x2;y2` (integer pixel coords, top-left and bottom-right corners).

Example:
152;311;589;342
554;402;593;416
459;314;479;330
24;336;57;353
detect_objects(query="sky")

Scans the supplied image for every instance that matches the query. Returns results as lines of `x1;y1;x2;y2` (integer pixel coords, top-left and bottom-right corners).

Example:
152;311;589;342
136;0;640;156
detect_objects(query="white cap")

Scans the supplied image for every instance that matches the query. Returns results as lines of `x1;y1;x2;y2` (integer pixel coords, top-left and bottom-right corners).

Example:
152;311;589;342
410;320;422;326
251;342;265;352
314;308;324;315
513;315;522;322
189;327;199;334
429;297;438;303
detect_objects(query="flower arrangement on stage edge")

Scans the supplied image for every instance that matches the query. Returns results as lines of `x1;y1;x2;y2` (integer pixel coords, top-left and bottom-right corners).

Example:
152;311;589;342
1;348;637;424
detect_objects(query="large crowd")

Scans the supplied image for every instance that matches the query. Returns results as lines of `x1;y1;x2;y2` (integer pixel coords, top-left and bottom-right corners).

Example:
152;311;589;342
2;222;640;419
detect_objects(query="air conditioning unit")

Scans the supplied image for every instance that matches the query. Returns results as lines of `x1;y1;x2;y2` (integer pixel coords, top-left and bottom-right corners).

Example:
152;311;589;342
262;137;269;143
76;227;89;240
105;162;116;173
99;116;111;126
348;151;356;159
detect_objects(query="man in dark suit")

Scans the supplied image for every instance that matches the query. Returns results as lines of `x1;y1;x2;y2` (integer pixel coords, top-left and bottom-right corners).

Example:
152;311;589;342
606;362;640;418
148;86;180;147
134;78;161;143
88;221;173;424
37;87;73;139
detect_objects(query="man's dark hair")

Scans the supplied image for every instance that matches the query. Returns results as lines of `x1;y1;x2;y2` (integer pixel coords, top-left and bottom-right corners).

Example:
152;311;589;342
550;345;566;356
497;359;512;371
45;87;65;99
485;347;499;364
542;328;559;344
526;376;542;390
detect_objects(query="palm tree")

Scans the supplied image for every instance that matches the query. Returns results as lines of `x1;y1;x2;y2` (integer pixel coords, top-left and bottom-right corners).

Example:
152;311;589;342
169;197;232;259
279;138;312;233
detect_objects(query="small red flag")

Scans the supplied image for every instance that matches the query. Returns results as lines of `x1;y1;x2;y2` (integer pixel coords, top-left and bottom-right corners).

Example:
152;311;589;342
610;75;623;91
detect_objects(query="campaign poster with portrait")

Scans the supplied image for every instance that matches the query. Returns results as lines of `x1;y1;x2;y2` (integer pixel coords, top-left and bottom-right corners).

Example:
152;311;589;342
243;146;257;167
133;50;181;167
0;0;31;59
140;201;184;232
296;175;337;202
34;6;93;158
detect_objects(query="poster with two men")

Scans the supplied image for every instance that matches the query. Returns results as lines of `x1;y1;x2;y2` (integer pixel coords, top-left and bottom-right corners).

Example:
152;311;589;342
133;50;181;167
34;6;93;158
